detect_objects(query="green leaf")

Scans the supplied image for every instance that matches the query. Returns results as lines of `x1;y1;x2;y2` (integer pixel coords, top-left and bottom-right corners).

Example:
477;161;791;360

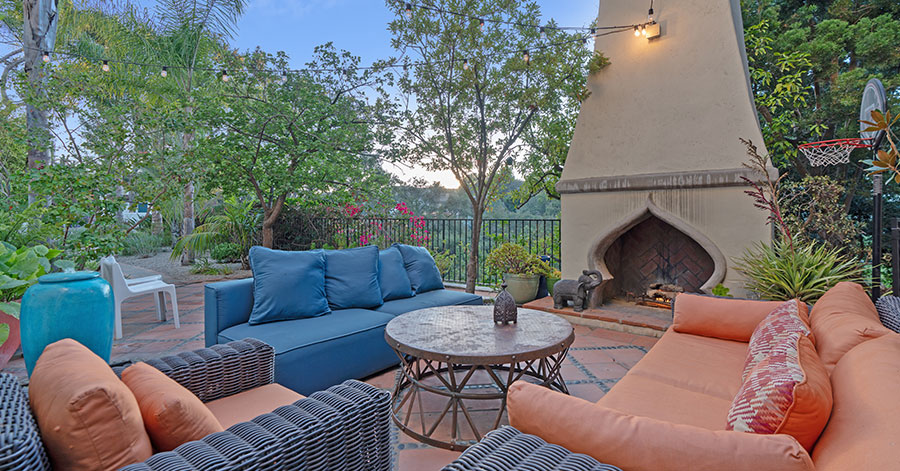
0;323;8;347
31;245;49;256
53;260;76;271
0;302;19;319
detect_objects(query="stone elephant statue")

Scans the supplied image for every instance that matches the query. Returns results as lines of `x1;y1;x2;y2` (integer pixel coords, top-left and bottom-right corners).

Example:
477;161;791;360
552;270;603;312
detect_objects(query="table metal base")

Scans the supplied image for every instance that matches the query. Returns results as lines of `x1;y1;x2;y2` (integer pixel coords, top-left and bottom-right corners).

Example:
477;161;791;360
390;349;569;450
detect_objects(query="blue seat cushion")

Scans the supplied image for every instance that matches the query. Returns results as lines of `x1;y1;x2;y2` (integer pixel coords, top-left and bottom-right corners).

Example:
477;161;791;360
218;309;398;394
394;244;444;294
325;246;383;309
379;247;414;301
375;289;483;316
248;246;330;325
219;308;395;354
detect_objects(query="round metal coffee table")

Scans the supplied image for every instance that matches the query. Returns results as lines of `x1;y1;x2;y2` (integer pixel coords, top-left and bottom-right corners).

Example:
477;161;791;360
385;305;574;450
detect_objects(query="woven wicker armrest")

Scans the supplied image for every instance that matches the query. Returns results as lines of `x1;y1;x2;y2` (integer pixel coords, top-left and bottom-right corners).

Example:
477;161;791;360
114;338;274;403
443;426;622;471
120;379;393;471
0;374;50;471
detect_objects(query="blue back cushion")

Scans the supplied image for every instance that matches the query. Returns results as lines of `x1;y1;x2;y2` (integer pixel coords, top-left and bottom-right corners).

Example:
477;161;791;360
248;246;331;325
395;244;444;294
324;246;384;309
379;247;414;301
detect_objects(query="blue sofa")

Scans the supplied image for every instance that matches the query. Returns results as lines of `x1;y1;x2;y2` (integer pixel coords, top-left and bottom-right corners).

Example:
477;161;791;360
204;246;483;395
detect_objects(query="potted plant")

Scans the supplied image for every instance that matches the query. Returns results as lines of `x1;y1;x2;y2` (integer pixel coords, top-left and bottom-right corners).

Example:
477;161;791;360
486;243;554;304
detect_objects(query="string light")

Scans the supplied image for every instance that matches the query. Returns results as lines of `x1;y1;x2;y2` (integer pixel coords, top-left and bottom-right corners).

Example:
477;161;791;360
590;27;596;37
221;70;229;82
101;60;109;72
539;26;546;39
404;3;412;18
280;70;288;83
522;49;530;64
633;26;640;36
42;51;50;62
160;66;167;77
641;24;647;36
479;18;484;31
463;59;469;70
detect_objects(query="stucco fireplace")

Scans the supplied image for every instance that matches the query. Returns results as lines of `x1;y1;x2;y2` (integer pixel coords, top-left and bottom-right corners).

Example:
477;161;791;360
558;0;775;306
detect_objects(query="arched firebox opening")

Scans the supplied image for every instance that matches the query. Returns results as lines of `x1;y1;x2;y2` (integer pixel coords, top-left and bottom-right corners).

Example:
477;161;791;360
587;196;726;307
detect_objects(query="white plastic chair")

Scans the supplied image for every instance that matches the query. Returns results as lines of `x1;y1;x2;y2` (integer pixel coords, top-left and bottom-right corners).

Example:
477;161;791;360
100;256;180;339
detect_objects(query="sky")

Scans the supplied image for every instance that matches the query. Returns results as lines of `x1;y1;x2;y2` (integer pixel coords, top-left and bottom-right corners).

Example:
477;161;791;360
227;0;601;188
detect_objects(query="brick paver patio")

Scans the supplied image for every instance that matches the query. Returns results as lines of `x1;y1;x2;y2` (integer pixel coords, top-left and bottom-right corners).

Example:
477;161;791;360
1;269;656;470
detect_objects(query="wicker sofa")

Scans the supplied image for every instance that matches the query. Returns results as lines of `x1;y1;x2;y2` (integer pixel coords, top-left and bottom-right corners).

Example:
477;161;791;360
0;338;392;471
455;282;900;471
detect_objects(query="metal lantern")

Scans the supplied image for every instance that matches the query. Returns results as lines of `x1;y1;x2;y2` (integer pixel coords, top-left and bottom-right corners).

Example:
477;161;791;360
494;283;518;324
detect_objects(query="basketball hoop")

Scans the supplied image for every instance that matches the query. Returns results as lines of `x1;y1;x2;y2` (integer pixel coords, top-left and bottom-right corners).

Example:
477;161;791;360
798;138;872;167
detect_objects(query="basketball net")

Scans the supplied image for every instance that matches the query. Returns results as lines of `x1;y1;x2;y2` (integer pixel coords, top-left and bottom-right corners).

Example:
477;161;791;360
798;138;872;167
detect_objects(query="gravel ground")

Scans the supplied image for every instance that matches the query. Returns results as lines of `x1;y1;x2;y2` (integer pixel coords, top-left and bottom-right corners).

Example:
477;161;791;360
116;248;251;286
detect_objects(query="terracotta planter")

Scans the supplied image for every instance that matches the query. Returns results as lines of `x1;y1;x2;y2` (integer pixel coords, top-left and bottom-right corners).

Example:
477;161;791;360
503;273;540;304
0;306;21;370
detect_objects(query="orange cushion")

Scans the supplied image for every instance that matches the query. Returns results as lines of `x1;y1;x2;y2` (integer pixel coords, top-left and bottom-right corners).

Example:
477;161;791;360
673;293;809;342
28;339;153;470
726;333;832;451
205;383;305;429
121;362;224;451
597;329;747;430
809;282;891;374
812;333;900;470
743;299;814;380
508;381;815;471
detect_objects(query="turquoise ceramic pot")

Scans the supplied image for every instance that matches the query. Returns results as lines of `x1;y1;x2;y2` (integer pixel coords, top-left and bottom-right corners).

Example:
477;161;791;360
20;272;114;375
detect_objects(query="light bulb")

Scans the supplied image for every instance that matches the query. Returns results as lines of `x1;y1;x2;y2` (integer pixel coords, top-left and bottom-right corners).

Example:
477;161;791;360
463;59;469;70
404;3;412;18
523;50;530;64
540;27;546;40
479;19;484;31
42;52;50;63
634;26;640;37
591;27;596;37
641;25;648;36
280;71;288;84
221;70;229;82
161;66;167;77
648;7;654;23
101;60;109;72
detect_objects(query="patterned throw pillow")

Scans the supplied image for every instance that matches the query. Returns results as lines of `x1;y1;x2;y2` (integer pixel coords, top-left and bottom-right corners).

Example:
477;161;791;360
875;295;900;333
726;332;833;451
742;299;811;381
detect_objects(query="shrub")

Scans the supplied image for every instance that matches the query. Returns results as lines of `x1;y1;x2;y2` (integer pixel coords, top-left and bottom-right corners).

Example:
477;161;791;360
735;240;864;303
121;231;170;258
211;242;242;263
432;250;455;277
485;243;554;277
190;258;233;275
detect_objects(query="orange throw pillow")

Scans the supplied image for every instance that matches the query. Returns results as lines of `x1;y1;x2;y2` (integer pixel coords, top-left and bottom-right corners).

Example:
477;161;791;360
121;362;224;451
28;339;153;470
672;293;808;342
726;332;832;451
809;282;891;374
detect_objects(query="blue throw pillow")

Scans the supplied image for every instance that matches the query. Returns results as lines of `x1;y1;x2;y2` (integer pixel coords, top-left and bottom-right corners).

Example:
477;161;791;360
394;244;444;294
324;246;383;309
379;247;414;301
248;246;331;325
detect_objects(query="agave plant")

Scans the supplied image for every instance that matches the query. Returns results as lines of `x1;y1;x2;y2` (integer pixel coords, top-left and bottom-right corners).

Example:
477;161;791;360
734;240;864;303
171;196;259;269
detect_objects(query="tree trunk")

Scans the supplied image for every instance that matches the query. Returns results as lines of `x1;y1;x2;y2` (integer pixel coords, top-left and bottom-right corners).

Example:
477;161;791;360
181;180;195;265
260;196;286;249
465;207;484;293
23;0;59;172
150;209;163;235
